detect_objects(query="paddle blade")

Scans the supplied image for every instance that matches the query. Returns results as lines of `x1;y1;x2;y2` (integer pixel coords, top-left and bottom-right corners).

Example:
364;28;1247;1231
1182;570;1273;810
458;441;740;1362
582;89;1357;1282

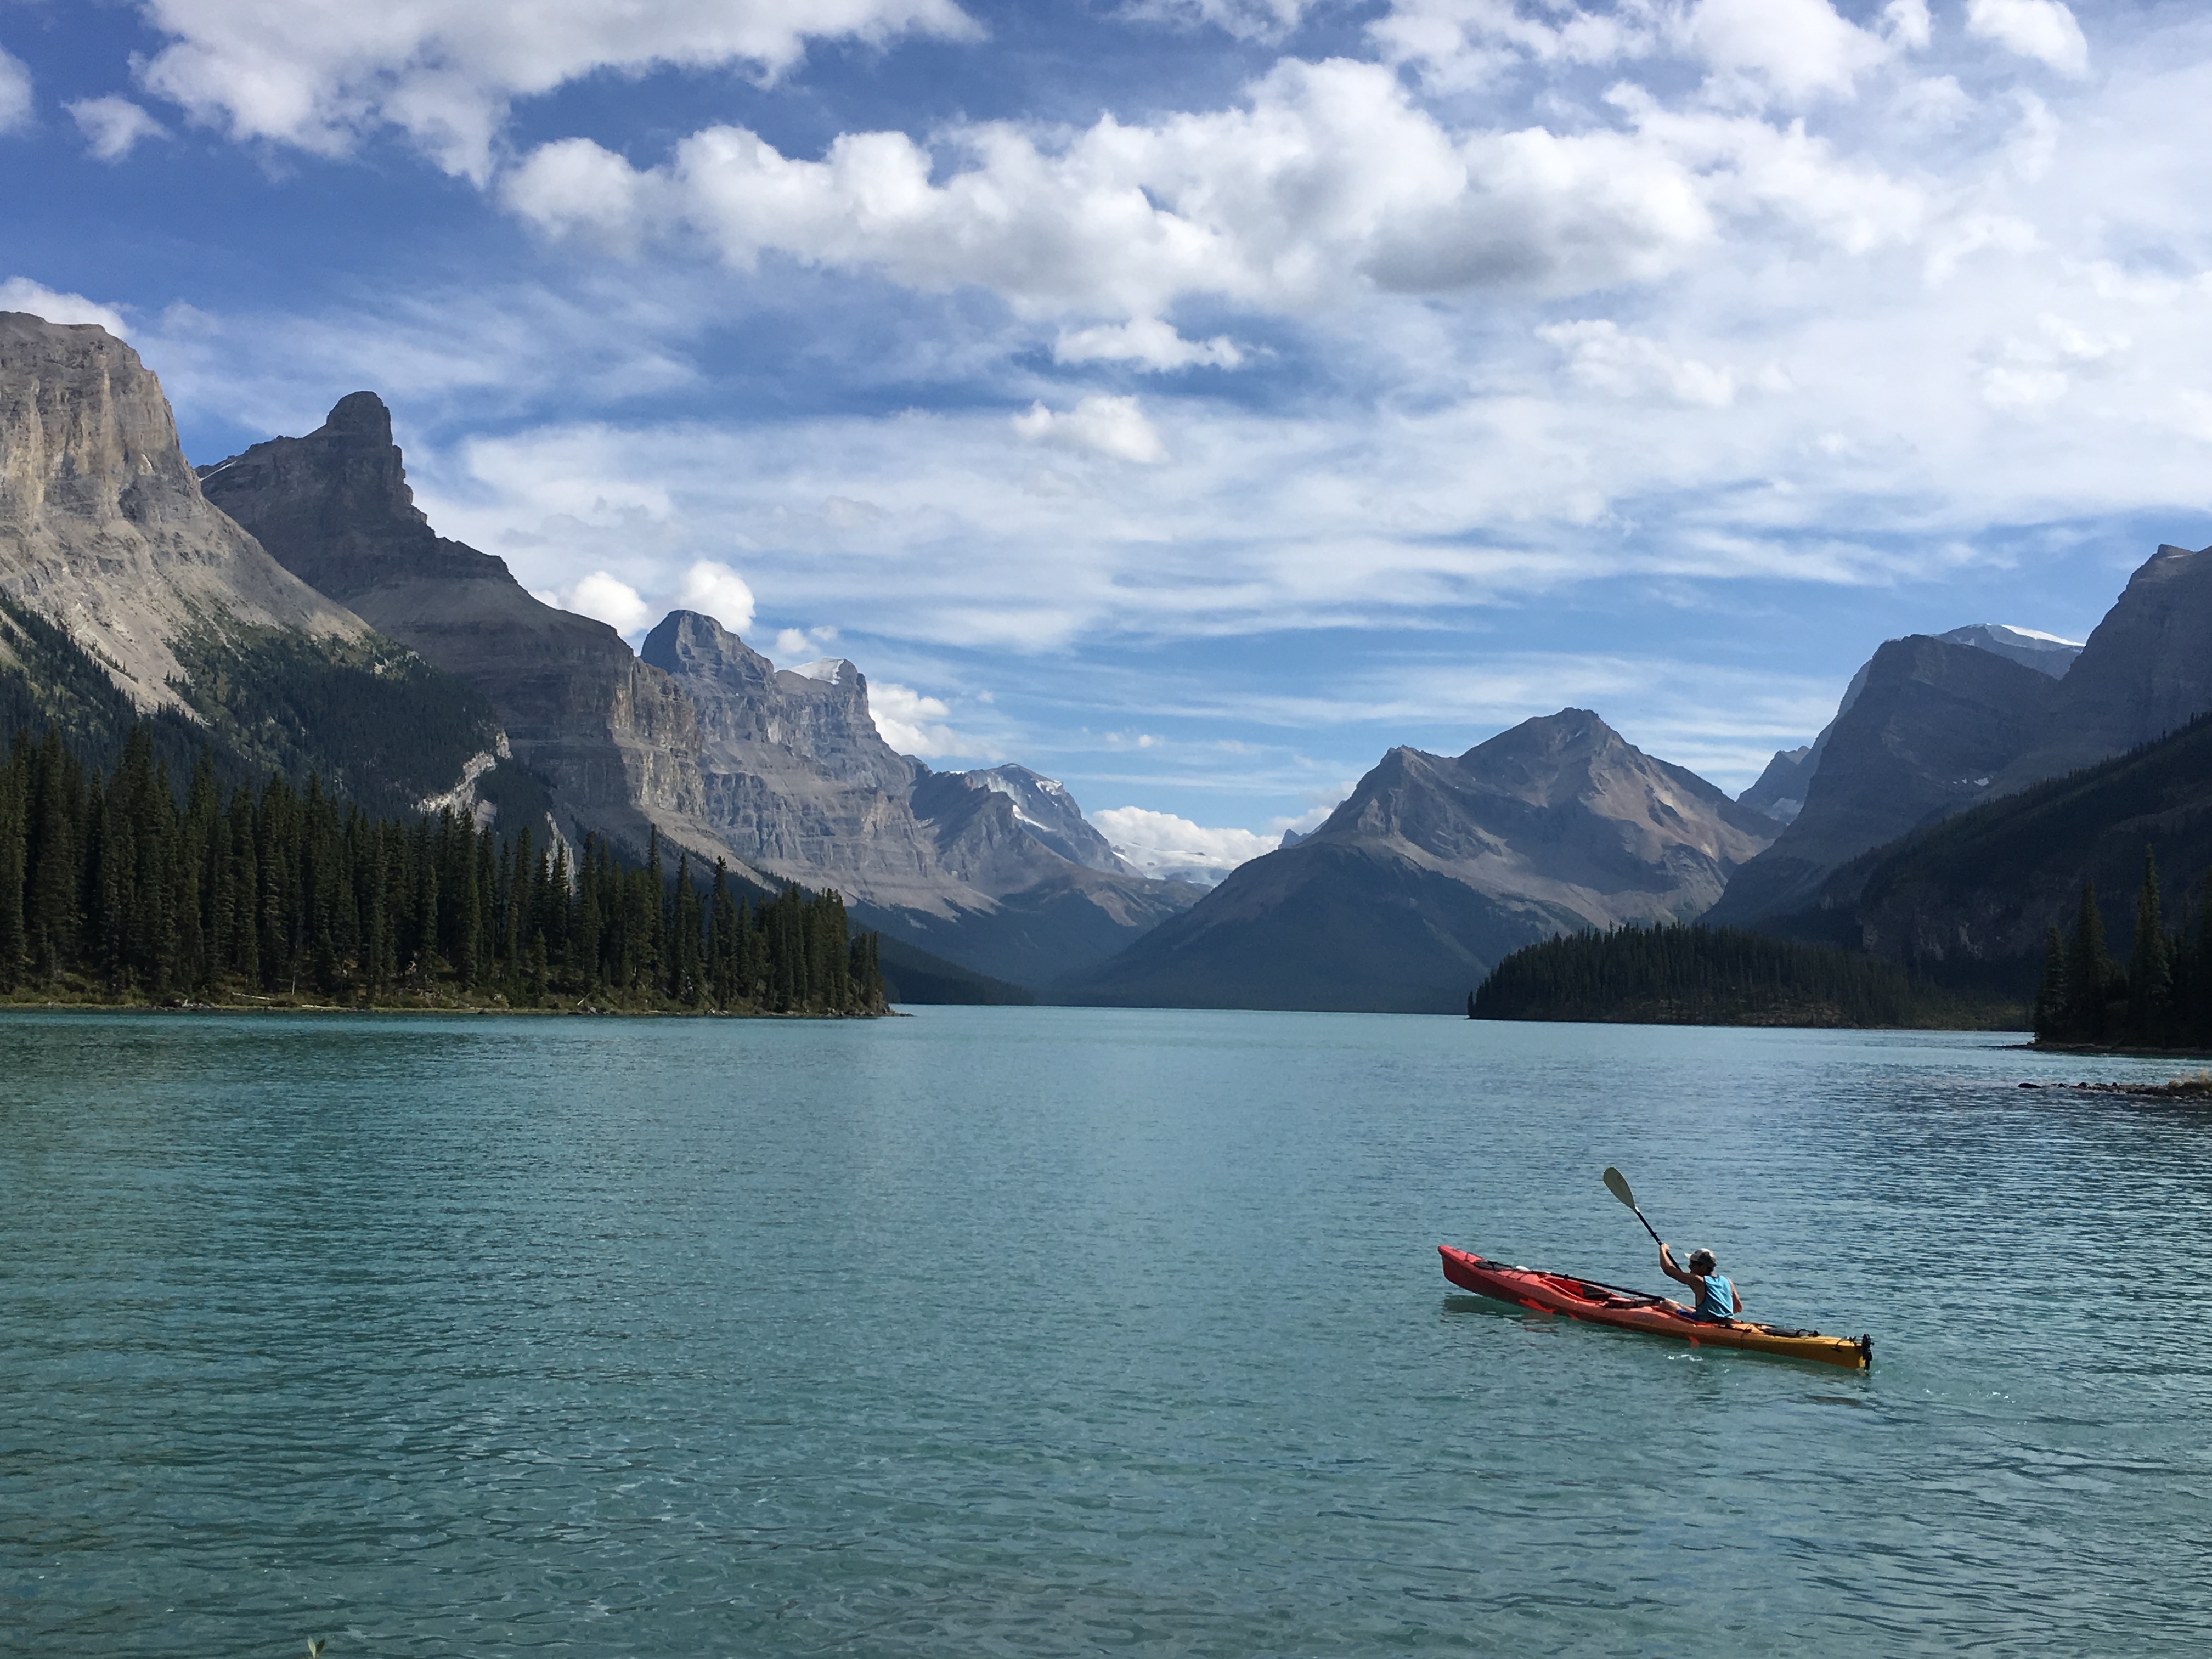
1602;1166;1638;1210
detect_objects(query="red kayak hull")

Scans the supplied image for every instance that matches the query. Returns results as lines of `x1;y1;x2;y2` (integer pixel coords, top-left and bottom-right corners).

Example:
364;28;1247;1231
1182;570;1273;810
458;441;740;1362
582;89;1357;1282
1439;1245;1870;1368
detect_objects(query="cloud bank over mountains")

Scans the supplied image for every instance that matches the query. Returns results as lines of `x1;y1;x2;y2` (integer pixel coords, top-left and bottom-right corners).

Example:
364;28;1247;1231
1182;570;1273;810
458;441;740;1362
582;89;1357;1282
127;0;979;180
12;0;2208;840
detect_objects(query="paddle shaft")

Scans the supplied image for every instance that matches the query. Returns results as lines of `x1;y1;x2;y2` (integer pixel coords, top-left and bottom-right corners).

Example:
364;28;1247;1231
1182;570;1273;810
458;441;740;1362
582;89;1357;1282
1602;1167;1667;1250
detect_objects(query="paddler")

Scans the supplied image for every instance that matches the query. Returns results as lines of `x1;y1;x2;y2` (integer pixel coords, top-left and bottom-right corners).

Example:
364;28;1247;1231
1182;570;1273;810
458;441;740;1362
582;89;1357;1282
1658;1243;1741;1322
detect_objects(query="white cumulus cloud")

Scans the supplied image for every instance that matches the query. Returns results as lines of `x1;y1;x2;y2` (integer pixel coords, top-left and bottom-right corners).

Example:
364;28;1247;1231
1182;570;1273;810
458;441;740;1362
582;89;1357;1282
1054;316;1243;371
503;58;1769;317
1013;395;1169;464
0;278;128;334
132;0;981;181
672;559;756;634
1131;0;1319;43
1091;806;1281;886
1538;319;1756;408
1684;0;1893;104
0;46;31;133
1966;0;2089;77
870;681;968;757
69;97;170;161
538;570;651;634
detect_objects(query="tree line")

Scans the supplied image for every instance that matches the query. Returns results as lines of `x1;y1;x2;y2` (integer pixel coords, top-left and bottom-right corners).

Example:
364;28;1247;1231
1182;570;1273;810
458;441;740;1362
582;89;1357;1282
1473;921;2021;1029
0;724;884;1014
2034;850;2212;1048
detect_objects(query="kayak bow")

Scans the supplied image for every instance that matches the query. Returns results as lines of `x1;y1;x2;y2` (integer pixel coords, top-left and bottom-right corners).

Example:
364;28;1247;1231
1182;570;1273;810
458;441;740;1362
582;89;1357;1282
1439;1245;1871;1369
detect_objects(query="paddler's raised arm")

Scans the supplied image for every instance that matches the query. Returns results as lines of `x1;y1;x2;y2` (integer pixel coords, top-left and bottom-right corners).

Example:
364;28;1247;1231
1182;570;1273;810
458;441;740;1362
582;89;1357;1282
1657;1241;1693;1286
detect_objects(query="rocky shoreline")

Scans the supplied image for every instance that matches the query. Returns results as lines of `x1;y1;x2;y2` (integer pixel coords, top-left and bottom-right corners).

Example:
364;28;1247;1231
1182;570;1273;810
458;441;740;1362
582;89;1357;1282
2019;1070;2212;1098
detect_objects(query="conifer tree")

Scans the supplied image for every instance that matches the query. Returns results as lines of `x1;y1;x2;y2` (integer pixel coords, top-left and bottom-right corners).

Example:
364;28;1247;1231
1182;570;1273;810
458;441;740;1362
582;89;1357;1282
2063;882;2115;1041
573;834;601;991
2032;926;2068;1037
25;729;80;982
2130;847;2172;1041
0;739;26;987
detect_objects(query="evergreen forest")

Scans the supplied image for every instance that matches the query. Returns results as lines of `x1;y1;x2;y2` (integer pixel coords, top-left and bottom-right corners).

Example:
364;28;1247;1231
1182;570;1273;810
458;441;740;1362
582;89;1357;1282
1472;922;2024;1029
2033;851;2212;1048
0;723;885;1015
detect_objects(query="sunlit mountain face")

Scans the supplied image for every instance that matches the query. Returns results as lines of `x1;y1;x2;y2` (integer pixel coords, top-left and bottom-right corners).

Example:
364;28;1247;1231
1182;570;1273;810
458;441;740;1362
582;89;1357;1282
7;0;2204;856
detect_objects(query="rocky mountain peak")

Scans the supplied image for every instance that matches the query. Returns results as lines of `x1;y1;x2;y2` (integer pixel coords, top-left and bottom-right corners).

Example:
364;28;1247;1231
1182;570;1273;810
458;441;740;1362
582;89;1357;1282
198;390;465;602
1068;708;1773;1012
0;311;206;532
1314;708;1769;885
641;608;774;687
1;311;366;708
953;765;1130;874
1454;708;1635;804
644;607;914;794
321;390;396;444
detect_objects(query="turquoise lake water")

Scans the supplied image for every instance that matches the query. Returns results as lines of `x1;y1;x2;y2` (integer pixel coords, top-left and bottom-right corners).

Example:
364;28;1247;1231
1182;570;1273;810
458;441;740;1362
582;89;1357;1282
2;1007;2209;1655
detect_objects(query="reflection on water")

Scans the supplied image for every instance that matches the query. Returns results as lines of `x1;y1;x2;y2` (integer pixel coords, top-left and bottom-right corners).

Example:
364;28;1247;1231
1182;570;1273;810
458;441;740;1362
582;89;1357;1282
1;1008;2208;1655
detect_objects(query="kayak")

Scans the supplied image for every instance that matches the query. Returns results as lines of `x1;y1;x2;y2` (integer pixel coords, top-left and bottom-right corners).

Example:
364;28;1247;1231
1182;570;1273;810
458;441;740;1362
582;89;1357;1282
1438;1245;1871;1369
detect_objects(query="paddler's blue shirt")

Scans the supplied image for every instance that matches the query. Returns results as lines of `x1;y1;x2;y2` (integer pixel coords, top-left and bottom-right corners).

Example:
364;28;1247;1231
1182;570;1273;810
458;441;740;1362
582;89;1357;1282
1694;1273;1735;1321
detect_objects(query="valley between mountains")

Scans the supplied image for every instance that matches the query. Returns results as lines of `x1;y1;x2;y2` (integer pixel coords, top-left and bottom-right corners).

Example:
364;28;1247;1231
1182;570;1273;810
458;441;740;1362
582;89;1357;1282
7;307;2212;1015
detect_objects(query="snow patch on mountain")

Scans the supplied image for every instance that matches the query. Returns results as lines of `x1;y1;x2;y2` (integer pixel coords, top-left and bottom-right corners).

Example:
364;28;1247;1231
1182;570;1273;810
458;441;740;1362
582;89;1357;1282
1938;623;2083;677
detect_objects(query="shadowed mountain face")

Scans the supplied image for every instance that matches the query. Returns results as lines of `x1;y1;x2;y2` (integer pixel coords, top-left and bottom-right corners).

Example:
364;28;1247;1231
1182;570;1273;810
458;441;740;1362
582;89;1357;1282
1848;712;2212;968
1706;637;2059;928
1988;544;2212;789
1738;746;1813;825
1064;709;1776;1013
1717;547;2212;930
200;393;718;855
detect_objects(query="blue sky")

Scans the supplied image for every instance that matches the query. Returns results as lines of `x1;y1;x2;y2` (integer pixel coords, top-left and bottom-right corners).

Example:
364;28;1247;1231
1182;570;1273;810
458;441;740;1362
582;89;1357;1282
6;0;2211;870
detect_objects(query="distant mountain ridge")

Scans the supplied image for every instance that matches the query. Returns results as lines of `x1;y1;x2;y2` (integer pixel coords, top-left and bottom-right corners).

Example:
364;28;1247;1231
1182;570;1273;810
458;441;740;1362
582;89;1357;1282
26;311;2209;1017
201;388;1190;991
1065;709;1778;1013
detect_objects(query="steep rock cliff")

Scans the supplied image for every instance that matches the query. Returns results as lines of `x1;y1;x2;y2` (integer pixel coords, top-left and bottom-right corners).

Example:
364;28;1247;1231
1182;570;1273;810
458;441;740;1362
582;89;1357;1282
200;392;726;860
1987;543;2212;790
1705;636;2057;928
639;609;949;904
0;312;365;707
0;316;502;811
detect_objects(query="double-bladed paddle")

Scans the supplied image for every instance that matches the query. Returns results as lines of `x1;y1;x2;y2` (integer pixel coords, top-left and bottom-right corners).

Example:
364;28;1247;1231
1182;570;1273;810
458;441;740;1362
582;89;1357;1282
1602;1165;1664;1246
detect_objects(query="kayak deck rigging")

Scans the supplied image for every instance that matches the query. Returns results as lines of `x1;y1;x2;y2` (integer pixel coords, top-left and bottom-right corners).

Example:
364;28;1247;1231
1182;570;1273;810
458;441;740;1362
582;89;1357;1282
1439;1245;1871;1369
